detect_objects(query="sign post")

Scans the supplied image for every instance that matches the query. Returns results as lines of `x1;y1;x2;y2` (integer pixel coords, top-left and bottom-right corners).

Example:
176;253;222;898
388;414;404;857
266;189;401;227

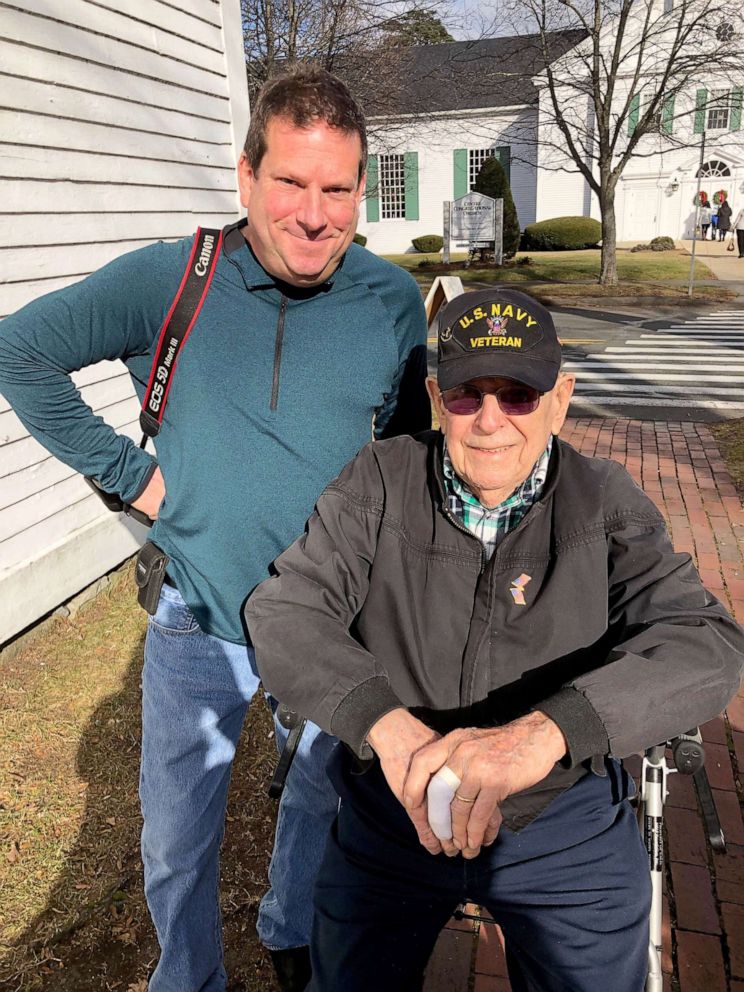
443;201;451;264
493;199;504;266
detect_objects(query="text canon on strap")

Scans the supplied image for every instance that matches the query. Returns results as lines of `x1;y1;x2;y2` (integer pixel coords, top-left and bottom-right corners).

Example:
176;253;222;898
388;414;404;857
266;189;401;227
140;227;222;439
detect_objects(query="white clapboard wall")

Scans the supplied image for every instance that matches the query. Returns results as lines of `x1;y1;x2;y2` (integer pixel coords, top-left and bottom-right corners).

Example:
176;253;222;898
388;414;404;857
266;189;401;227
0;0;249;644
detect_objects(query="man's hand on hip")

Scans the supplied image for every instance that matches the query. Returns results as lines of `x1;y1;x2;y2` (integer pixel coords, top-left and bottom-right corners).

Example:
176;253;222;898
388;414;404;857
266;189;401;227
402;711;567;859
366;708;444;855
131;466;165;520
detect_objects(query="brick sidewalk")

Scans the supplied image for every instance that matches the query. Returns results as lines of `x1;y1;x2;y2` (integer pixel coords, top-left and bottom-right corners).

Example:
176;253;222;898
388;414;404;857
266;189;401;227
425;417;744;992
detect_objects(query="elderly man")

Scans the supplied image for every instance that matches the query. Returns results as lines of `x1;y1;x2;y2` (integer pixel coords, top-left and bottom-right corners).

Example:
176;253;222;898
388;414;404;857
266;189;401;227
0;68;429;991
245;288;744;992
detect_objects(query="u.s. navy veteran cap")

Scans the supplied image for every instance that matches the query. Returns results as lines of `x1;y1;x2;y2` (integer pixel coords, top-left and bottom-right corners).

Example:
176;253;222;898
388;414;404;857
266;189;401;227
437;289;561;393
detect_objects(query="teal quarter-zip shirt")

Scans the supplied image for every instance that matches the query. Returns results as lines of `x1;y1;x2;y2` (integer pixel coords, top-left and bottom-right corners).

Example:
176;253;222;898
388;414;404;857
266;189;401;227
0;222;430;642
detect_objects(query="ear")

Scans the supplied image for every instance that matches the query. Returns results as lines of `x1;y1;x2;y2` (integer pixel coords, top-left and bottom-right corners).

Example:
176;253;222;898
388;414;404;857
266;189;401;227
426;376;445;431
237;152;255;210
550;374;575;436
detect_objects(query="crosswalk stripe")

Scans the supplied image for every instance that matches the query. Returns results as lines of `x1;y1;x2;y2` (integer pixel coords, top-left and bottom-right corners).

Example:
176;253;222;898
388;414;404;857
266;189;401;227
602;350;734;355
573;384;744;395
567;361;744;370
579;353;741;360
573;371;736;381
573;398;744;409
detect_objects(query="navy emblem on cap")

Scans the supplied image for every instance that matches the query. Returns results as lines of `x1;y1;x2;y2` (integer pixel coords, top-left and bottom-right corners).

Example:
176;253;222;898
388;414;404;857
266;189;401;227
440;300;546;357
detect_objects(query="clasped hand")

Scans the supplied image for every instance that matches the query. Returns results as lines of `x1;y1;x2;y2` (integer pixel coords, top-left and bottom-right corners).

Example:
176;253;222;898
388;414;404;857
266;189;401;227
366;708;566;860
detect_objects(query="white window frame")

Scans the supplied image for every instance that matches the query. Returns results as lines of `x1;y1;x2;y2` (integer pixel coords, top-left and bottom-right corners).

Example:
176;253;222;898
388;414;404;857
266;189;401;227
378;153;406;220
707;90;730;131
699;159;732;178
643;94;663;133
468;148;497;191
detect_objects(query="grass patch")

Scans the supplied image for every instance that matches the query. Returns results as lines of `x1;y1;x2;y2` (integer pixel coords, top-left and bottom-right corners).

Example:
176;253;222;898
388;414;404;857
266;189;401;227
710;419;744;499
0;565;279;991
387;248;724;299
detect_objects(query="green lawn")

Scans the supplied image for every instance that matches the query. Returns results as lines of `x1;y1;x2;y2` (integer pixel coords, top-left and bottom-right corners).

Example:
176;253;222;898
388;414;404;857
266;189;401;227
0;564;278;991
385;248;716;287
710;419;744;498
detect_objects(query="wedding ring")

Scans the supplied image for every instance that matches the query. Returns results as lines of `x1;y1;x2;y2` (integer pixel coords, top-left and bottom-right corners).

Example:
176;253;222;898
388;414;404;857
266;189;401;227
454;792;477;804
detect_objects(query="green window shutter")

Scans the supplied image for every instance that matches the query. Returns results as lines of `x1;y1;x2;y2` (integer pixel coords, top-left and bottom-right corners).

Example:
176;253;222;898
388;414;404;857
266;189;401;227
404;151;419;221
731;87;742;131
365;155;379;223
694;89;707;134
453;148;468;198
628;94;640;136
661;94;675;135
495;146;511;183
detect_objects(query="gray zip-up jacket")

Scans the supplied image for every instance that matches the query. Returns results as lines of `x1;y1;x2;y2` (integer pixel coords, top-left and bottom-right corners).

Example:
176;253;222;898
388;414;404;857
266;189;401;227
246;432;744;827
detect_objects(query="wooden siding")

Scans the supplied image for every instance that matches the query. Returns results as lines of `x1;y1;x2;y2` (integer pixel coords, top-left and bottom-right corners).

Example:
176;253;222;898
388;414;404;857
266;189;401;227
0;0;249;643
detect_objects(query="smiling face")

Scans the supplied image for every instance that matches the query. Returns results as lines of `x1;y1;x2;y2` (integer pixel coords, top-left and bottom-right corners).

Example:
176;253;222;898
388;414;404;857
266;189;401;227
428;374;575;508
237;116;365;287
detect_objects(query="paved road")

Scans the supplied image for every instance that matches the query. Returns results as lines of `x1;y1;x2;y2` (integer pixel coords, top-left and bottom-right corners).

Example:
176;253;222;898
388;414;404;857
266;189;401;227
564;308;744;421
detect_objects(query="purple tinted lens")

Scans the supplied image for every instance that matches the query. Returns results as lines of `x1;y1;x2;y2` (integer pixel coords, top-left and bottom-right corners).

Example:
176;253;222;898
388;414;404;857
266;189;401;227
441;384;541;416
499;387;540;415
441;386;482;414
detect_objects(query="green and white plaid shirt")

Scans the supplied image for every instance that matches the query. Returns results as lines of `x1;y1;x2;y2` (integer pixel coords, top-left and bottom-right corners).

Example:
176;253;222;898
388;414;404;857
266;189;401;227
443;436;553;560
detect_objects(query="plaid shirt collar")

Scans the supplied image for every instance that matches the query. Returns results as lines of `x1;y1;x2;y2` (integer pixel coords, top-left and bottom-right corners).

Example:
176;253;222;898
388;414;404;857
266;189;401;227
442;436;553;559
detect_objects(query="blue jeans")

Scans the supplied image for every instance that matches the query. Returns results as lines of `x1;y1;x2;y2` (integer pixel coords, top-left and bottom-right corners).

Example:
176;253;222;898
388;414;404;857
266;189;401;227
141;584;338;992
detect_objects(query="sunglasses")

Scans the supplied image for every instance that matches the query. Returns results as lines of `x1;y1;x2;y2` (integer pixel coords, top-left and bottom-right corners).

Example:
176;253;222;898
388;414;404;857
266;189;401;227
440;382;542;416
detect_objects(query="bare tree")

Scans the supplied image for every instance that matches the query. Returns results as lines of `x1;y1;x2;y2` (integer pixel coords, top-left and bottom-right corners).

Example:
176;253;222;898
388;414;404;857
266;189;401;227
241;0;453;92
504;0;742;284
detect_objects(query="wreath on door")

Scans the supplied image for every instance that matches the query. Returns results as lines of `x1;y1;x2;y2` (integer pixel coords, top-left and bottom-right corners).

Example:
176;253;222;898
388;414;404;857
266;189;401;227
695;191;710;207
713;189;729;205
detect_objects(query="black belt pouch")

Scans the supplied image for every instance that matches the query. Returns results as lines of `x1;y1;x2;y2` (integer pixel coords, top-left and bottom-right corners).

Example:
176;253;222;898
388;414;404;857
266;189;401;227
135;541;170;614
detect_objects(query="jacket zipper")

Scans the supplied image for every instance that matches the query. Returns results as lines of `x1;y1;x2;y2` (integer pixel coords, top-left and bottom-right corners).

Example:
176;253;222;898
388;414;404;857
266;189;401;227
270;296;288;411
441;502;487;574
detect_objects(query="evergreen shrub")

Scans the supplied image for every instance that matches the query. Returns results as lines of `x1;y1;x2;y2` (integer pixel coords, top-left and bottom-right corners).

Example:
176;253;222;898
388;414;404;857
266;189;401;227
520;216;601;251
649;236;675;251
472;157;520;259
412;235;443;252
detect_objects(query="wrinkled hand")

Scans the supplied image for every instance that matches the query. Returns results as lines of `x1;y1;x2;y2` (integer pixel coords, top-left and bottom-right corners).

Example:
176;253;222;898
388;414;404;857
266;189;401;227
366;708;444;855
131;467;165;520
403;712;567;859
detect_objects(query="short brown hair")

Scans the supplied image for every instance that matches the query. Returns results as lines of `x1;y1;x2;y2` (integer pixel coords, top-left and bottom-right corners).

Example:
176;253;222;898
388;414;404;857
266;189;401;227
244;66;368;182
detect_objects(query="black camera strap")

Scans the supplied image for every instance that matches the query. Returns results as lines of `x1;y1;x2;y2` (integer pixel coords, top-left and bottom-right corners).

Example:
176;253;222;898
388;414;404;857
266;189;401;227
139;226;223;440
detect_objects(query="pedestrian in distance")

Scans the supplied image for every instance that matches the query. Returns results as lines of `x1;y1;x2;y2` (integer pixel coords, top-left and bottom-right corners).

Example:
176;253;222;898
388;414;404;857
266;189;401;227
717;194;732;241
0;67;430;992
245;287;744;992
732;206;744;257
700;202;712;240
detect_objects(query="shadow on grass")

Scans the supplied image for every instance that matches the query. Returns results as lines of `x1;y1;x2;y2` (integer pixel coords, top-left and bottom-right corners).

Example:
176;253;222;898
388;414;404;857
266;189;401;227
1;630;279;992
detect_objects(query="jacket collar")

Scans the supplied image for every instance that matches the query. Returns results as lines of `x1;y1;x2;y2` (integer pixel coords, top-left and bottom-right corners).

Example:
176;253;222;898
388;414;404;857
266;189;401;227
430;430;563;515
222;218;342;297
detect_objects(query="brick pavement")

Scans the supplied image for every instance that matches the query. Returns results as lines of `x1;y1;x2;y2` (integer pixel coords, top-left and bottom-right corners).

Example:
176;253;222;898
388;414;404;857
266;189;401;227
425;417;744;992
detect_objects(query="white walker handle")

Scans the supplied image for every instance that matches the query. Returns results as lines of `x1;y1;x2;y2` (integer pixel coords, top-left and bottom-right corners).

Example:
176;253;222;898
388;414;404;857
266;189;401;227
427;766;461;840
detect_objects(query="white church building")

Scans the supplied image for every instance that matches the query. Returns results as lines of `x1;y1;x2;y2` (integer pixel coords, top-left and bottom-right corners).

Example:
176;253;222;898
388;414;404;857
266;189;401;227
356;25;744;253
